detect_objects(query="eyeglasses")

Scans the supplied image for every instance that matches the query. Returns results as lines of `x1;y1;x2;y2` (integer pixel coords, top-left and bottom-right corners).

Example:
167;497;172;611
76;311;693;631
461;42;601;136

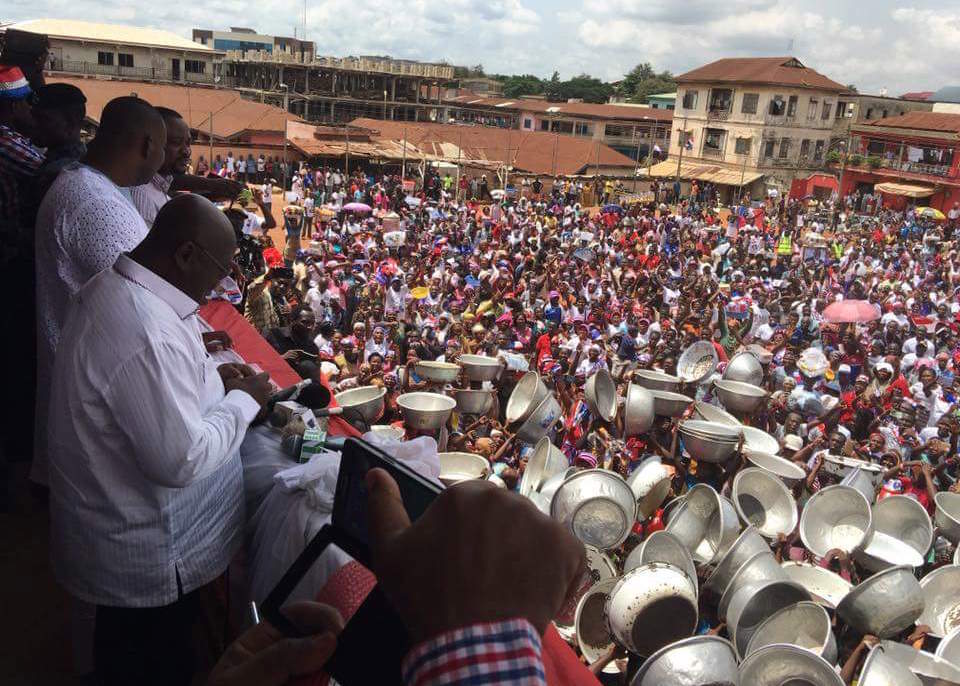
192;241;232;278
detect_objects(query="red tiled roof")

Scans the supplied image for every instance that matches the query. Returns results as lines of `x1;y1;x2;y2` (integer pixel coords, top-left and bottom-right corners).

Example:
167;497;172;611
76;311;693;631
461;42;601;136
862;111;960;134
676;57;847;92
348;118;637;175
899;91;935;101
46;75;295;140
444;95;673;122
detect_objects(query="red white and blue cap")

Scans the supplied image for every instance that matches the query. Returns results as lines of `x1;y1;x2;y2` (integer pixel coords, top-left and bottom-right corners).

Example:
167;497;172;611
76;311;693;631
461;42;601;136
0;65;32;100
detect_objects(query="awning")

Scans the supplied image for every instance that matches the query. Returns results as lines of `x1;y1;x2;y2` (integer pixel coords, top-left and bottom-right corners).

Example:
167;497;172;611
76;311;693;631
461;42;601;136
647;158;764;186
874;182;936;198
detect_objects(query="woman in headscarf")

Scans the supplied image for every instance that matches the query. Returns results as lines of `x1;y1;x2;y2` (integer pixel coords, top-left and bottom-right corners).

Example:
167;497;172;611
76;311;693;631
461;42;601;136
865;357;912;411
364;325;390;362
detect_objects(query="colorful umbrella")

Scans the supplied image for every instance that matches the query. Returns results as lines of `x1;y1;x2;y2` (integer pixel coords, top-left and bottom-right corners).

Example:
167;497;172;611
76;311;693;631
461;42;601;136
343;202;372;213
916;207;946;221
821;299;881;323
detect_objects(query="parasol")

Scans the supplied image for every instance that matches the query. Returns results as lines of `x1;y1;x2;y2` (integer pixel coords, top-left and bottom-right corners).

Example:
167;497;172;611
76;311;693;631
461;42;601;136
343;202;372;213
821;299;881;323
916;207;946;221
404;196;421;207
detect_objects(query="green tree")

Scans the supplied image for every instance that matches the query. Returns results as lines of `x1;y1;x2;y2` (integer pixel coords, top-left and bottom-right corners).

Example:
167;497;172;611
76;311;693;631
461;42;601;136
618;62;676;103
501;74;545;98
470;64;486;77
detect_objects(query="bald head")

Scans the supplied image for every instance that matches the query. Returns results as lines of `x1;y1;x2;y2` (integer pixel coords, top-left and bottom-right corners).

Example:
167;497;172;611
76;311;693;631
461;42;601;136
88;96;166;187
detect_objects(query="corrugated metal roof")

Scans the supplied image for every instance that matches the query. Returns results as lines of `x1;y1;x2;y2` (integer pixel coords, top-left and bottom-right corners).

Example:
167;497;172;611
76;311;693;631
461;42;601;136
7;19;213;52
863;111;960;134
647;158;764;186
444;96;674;122
676;57;847;92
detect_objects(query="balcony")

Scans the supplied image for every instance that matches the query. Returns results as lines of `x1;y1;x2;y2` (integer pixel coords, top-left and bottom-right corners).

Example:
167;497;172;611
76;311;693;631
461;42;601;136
701;147;724;159
707;108;731;121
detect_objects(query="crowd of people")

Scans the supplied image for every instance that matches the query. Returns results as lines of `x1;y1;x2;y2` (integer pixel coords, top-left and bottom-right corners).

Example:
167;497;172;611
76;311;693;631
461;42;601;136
3;55;960;685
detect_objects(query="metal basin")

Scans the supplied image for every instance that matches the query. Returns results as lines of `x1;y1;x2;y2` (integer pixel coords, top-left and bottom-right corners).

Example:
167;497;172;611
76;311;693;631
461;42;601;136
604;562;698;656
935;492;960;544
779;561;852;610
437;452;489;486
714;379;768;415
396;392;457;431
550;469;636;550
662;495;686;525
726;580;811;658
633;635;740;686
451;388;494;416
574;577;618;664
626;455;673;520
679;420;741;464
678;340;719;385
634;369;682;392
514;393;562;444
693;401;741;426
936;625;960;667
624;530;698;594
840;466;877;505
457;353;503;382
704;526;770;597
334;385;387;423
367;424;405;441
554;544;617;631
623;383;656;437
799;484;873;558
740;426;780;456
732;468;798;540
821;453;884;484
719;550;788;620
519;436;569;497
667;483;741;565
649;389;694;417
743;601;837;664
859;643;923;686
414;360;461;383
534;467;578;514
865;640;960;685
584;368;617;422
918;564;960;638
746;451;806;487
724;351;765;386
505;371;549;425
855;495;932;572
739;643;843;686
836;565;924;638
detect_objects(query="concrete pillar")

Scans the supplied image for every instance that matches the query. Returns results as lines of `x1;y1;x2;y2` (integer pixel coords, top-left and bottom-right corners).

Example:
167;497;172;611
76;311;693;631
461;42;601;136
279;64;284;87
415;79;420;104
330;100;335;122
305;68;309;92
391;77;396;101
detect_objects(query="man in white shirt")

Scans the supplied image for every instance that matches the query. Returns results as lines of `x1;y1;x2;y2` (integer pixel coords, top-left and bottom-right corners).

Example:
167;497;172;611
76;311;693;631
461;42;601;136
48;195;272;685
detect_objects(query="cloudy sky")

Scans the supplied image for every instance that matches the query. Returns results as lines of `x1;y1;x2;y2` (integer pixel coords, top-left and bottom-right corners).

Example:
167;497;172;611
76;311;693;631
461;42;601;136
4;0;957;94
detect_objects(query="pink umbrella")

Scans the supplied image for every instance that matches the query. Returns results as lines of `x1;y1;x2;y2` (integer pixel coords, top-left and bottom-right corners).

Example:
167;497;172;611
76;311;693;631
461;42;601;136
821;299;881;323
343;202;372;213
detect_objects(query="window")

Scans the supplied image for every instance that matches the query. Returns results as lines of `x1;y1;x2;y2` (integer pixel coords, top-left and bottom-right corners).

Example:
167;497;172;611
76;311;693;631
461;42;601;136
821;101;832;120
574;122;592;136
799;139;811;159
741;93;759;114
682;90;699;110
763;139;776;158
118;53;134;68
703;128;725;150
97;51;114;66
523;118;532;129
779;138;791;158
865;108;873;120
881;109;888;118
814;140;825;160
551;120;573;134
787;95;798;117
605;124;631;137
735;137;752;155
769;95;786;116
185;60;206;74
539;120;549;131
808;98;819;120
678;130;692;148
836;101;847;120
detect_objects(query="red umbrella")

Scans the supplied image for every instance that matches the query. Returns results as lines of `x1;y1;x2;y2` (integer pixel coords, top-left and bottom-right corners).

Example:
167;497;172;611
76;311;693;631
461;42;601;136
821;299;881;323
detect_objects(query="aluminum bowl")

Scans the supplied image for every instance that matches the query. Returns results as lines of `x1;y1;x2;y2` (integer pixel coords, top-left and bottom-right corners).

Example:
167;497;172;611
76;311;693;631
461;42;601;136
935;492;960;544
414;360;461;383
519;436;569;497
667;483;741;565
693;401;741;426
836;565;924;638
723;351;765;386
840;466;877;505
574;577;618;664
514;393;562;444
743;601;837;664
918;564;960;638
584;368;617;422
633;369;682;392
677;340;719;385
604;562;698;656
864;640;960;685
633;635;740;686
799;484;873;558
739;643;843;686
334;385;387;423
858;643;923;686
740;426;780;456
821;453;884;484
718;550;788;620
505;371;549;425
679;419;743;441
855;495;932;572
649;389;694;417
451;388;494;416
367;424;405;441
726;580;811;658
437;452;489;486
679;421;742;464
714;379;769;415
704;526;770;597
745;451;806;487
936;625;960;667
623;383;656;437
457;353;503;382
626;455;673;520
550;469;637;550
623;530;698;594
732;468;798;540
554;544;617;632
535;467;579;513
779;561;852;610
396;392;457;431
662;494;686;525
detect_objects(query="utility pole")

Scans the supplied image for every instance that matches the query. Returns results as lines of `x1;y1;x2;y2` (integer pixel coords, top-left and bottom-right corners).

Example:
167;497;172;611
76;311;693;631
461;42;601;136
675;116;687;182
208;112;214;167
280;83;289;191
737;136;753;202
832;128;853;227
401;125;407;180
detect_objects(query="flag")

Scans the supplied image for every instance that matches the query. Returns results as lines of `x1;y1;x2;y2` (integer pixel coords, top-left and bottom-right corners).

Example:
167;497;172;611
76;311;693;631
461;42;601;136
653;144;662;154
684;136;693;150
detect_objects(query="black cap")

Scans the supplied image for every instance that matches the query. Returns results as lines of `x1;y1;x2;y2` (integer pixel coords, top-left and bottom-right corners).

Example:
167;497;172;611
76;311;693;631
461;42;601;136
33;83;86;111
